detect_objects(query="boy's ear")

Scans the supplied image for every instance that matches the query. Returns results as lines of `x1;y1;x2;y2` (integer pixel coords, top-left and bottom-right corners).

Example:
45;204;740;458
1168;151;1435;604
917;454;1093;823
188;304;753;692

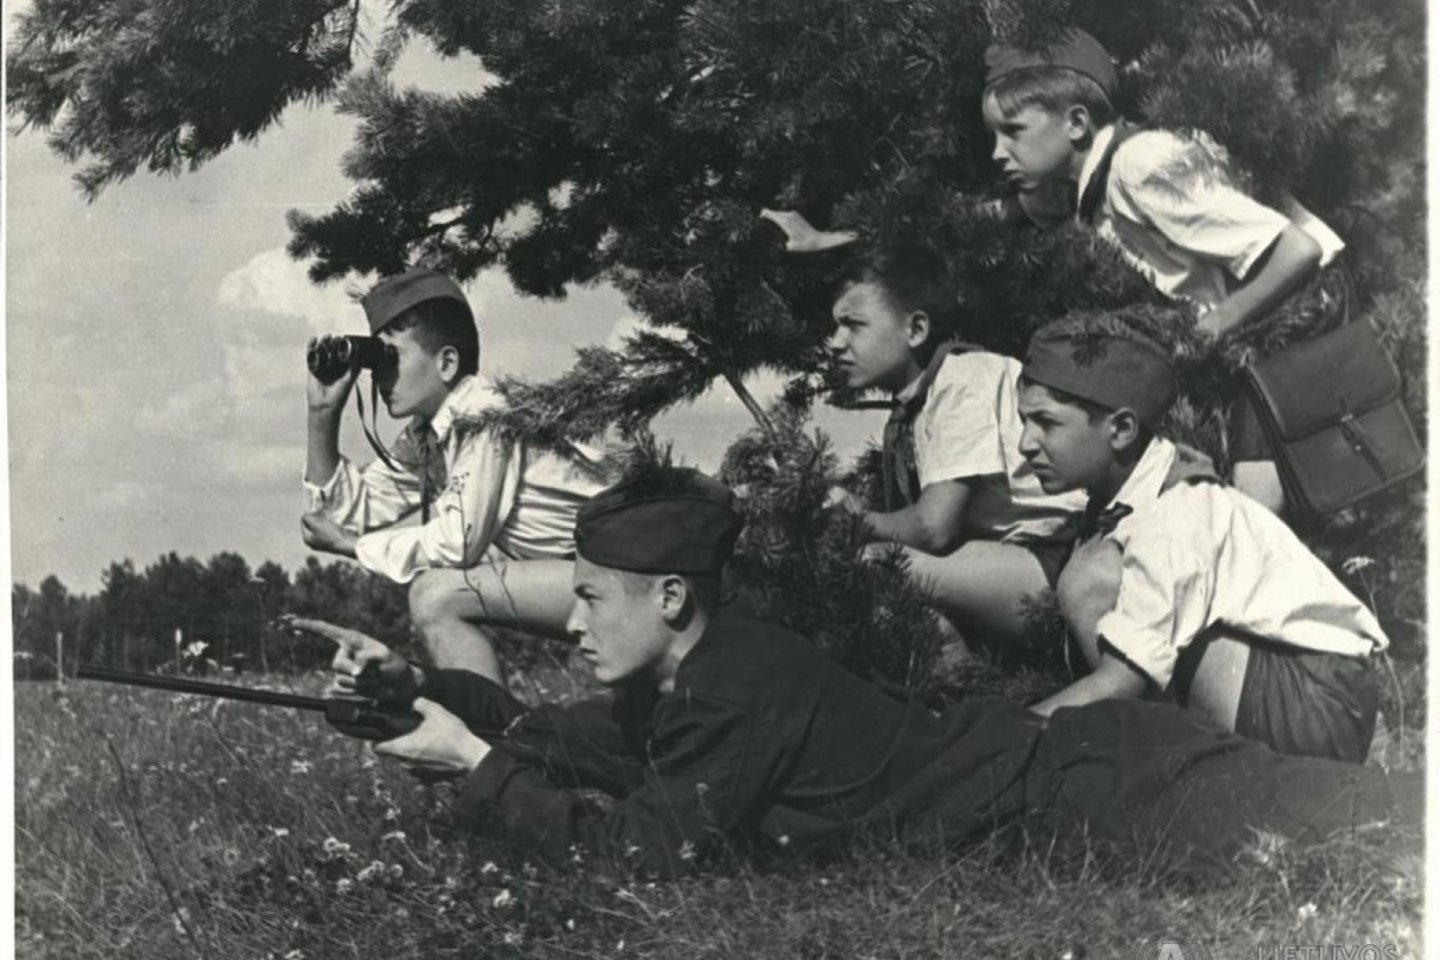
905;310;932;351
1106;408;1143;453
435;345;461;386
656;574;691;626
1064;104;1095;144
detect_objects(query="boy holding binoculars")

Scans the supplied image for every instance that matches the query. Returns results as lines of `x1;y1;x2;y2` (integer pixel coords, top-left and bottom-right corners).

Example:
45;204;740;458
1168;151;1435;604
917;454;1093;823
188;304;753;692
302;268;607;682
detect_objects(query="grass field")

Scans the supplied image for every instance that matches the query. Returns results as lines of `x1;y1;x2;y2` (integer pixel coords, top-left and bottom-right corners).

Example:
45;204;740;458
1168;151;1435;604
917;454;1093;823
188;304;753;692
14;658;1425;960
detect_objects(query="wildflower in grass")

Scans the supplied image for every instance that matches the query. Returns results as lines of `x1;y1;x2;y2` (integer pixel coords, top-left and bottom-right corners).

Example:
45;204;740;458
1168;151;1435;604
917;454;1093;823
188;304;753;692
381;830;406;842
502;931;523;946
479;861;498;875
335;878;353;894
171;907;190;935
222;847;240;866
678;841;696;861
282;950;305;960
1297;902;1318;921
492;888;514;908
778;834;791;847
270;827;290;839
322;836;351;858
289;760;312;775
1242;828;1289;869
215;777;228;786
387;864;403;880
1342;556;1377;575
357;861;385;883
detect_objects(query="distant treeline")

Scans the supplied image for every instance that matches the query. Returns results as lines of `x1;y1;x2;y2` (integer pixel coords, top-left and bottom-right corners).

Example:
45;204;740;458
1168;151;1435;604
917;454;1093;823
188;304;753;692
12;553;411;679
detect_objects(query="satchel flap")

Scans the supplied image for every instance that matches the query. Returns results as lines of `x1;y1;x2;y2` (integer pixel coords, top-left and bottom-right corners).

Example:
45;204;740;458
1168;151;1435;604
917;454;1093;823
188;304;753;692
1246;323;1401;440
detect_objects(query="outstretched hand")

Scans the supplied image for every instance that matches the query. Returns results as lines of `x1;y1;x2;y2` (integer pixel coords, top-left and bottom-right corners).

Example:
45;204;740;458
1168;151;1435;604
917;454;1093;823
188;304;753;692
374;698;491;779
759;209;859;253
283;616;422;706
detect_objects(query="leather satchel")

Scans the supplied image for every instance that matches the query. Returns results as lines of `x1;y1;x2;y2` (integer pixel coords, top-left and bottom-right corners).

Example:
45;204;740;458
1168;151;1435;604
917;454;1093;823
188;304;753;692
1243;320;1424;514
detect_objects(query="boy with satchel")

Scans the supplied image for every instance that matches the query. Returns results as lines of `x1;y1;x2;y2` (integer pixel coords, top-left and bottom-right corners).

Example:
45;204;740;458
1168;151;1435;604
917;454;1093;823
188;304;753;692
982;28;1360;515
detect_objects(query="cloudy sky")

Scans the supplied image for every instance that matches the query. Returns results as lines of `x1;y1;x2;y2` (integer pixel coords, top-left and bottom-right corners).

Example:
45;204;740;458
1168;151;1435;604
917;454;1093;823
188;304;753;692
6;29;881;594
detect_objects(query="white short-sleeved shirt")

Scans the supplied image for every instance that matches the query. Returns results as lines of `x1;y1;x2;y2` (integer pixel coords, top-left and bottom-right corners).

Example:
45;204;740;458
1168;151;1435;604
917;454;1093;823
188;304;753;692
305;374;608;583
1093;438;1386;689
903;351;1085;543
1078;125;1344;312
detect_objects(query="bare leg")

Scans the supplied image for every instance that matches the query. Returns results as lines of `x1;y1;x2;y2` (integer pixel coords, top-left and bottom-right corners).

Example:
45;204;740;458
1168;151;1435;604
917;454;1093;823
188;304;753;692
899;540;1053;645
1233;460;1285;516
409;560;576;682
1183;630;1251;732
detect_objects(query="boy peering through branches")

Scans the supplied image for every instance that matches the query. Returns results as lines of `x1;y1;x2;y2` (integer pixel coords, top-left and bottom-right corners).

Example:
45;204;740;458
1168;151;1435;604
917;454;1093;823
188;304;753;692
288;465;1414;877
823;243;1085;646
981;28;1346;515
302;268;608;682
1015;319;1386;762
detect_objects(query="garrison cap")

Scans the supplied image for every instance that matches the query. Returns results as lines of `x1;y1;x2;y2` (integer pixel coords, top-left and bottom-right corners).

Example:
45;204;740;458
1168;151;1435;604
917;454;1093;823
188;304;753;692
1023;319;1177;428
361;268;474;335
575;468;744;575
984;27;1119;101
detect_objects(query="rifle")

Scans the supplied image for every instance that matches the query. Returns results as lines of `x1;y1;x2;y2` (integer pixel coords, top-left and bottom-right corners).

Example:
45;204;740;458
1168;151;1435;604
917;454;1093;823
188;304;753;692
75;665;430;742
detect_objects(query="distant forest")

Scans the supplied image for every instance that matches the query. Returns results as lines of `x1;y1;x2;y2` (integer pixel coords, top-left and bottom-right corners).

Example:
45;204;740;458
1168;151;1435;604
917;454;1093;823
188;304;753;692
12;554;410;678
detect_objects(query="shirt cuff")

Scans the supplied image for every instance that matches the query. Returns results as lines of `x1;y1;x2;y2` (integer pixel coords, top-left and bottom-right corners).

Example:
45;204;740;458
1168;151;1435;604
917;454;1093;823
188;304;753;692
302;460;347;510
1094;608;1177;689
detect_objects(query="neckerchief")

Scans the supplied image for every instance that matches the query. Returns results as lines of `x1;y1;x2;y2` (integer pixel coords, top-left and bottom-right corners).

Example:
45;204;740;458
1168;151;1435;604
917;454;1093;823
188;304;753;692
880;341;979;510
1076;120;1143;225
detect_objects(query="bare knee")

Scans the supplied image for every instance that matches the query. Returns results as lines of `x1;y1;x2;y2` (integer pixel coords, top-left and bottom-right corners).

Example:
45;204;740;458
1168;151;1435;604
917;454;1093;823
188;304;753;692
1056;540;1123;658
408;570;463;635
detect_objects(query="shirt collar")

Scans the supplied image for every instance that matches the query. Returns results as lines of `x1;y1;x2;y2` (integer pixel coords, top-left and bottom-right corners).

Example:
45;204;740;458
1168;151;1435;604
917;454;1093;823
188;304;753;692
426;373;480;442
1073;123;1117;222
1104;435;1176;512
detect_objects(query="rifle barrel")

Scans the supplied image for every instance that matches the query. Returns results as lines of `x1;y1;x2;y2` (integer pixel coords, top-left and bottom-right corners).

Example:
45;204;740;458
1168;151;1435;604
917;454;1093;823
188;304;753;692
75;666;328;712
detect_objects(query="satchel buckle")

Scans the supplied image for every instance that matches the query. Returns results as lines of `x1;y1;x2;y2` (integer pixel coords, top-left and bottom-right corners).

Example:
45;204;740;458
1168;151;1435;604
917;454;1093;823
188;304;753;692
1338;397;1387;480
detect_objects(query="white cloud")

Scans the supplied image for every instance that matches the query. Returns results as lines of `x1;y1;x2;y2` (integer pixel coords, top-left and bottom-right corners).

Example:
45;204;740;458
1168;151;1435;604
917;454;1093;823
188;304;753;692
217;247;362;334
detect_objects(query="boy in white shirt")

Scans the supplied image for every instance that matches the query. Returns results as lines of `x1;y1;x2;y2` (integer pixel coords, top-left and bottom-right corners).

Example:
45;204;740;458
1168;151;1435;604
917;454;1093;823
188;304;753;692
982;28;1345;515
826;244;1085;645
1015;319;1384;761
302;268;607;682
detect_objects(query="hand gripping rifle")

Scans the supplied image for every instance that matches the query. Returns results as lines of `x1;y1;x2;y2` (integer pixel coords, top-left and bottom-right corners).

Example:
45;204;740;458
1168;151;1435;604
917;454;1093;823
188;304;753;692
75;666;430;741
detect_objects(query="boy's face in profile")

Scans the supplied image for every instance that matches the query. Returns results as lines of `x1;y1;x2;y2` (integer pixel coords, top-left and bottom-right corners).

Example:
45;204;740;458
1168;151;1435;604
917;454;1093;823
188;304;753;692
566;558;672;686
982;94;1081;192
828;280;921;394
1016;380;1114;494
375;326;452;421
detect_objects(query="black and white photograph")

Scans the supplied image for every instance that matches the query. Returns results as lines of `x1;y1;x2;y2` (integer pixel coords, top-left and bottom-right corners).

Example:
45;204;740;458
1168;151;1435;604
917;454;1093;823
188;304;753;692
6;0;1430;956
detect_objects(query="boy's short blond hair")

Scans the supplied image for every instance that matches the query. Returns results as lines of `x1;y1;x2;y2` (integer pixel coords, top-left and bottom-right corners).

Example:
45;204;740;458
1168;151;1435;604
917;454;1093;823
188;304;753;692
984;65;1116;127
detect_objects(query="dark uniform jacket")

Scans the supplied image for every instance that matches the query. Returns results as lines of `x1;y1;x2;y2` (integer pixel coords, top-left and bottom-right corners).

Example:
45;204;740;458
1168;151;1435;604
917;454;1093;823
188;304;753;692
420;608;1416;877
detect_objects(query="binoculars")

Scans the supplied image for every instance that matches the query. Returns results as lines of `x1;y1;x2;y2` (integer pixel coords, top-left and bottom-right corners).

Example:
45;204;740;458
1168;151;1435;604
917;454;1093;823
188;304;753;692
307;335;398;384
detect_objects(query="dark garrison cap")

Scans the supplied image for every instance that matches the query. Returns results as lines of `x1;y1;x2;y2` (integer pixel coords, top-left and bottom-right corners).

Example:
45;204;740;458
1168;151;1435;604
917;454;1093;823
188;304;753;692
984;27;1119;101
1023;319;1177;428
361;268;474;335
575;468;744;575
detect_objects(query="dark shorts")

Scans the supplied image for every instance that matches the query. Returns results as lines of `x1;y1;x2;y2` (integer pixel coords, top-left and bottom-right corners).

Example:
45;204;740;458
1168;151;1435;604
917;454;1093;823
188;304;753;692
1234;641;1379;763
1025;538;1073;589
